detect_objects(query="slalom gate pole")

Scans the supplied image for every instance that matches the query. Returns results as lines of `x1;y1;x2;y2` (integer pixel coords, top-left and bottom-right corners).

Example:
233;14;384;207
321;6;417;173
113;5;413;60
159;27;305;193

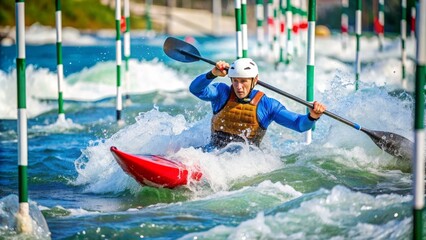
355;0;362;90
305;0;316;144
256;0;264;56
413;1;425;238
377;0;385;51
411;3;416;38
55;0;65;122
15;0;33;233
401;0;408;88
285;0;293;64
341;0;349;50
292;0;300;56
241;0;248;57
267;0;274;61
124;0;131;102
115;0;124;124
300;0;308;46
235;0;243;58
278;0;284;63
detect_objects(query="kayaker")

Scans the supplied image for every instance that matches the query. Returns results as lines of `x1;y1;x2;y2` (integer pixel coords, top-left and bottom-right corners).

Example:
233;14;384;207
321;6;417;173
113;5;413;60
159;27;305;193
189;58;326;149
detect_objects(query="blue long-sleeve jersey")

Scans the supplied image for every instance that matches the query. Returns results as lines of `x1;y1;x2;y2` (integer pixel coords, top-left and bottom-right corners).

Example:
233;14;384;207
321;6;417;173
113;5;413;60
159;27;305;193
189;72;316;132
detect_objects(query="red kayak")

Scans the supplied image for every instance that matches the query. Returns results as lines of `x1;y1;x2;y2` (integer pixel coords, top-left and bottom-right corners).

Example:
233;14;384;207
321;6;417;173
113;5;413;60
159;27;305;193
110;146;202;188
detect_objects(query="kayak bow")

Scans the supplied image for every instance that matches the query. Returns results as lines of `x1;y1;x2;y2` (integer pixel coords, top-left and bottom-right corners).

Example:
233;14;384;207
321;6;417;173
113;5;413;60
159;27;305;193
110;146;202;188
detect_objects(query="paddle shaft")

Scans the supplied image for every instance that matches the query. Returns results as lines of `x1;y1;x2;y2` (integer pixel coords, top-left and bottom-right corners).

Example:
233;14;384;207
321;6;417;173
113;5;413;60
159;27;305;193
256;80;368;133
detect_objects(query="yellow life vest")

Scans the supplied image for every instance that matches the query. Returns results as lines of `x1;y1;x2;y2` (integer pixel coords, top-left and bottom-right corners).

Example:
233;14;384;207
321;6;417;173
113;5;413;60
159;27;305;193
211;90;266;148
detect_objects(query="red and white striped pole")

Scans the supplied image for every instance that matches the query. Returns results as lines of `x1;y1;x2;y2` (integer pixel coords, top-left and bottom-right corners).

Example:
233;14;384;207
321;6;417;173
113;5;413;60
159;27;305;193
299;0;309;46
410;4;416;38
374;0;385;51
292;0;301;56
285;0;293;64
267;0;275;62
278;0;285;63
341;0;349;50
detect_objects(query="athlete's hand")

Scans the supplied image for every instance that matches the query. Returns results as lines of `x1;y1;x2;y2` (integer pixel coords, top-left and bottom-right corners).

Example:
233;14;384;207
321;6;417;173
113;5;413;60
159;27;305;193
211;61;229;77
309;101;326;120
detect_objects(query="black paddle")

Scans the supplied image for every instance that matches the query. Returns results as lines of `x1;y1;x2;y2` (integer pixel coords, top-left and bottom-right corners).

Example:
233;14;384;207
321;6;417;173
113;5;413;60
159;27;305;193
163;36;414;161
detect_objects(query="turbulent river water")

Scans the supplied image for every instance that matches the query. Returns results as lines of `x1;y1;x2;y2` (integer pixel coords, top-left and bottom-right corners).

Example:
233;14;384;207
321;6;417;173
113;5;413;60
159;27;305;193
0;26;423;239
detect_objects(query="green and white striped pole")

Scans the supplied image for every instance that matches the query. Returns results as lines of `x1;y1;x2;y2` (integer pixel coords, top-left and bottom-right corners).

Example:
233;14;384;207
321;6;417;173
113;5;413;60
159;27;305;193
115;0;123;124
413;2;425;238
377;0;385;51
15;0;33;233
235;0;242;58
341;0;349;50
355;0;362;90
401;0;408;88
55;0;65;122
305;0;316;144
124;0;131;103
241;0;248;57
256;0;264;56
285;0;293;64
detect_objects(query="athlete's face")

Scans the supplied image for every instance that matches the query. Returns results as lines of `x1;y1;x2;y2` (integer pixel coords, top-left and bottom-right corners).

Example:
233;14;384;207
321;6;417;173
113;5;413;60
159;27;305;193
231;77;257;99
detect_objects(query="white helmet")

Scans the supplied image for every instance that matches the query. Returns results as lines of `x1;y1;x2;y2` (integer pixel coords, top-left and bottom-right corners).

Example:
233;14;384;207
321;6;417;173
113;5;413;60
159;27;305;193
228;58;258;78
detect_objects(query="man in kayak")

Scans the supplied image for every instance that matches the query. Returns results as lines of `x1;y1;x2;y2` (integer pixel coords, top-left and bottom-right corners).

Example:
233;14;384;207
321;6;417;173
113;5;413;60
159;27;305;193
189;58;326;149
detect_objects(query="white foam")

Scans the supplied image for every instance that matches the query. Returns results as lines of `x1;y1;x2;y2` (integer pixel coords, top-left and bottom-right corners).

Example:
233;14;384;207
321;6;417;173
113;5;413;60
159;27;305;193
0;60;188;119
179;185;412;239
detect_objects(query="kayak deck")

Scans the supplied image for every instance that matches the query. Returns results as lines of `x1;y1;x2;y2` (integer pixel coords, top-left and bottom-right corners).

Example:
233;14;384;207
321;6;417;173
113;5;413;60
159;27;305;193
110;146;202;188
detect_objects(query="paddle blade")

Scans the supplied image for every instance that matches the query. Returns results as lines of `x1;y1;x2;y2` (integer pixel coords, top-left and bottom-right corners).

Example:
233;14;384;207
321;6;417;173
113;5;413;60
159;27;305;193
365;129;413;160
163;37;201;63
